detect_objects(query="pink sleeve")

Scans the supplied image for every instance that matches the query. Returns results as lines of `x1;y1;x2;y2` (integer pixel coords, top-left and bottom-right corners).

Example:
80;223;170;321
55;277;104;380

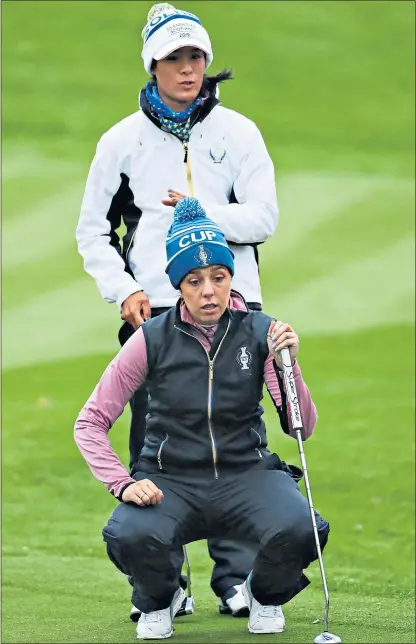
264;354;317;439
74;328;148;498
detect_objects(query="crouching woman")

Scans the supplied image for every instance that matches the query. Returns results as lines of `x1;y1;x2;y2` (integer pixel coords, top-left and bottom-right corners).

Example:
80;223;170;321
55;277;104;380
75;198;329;639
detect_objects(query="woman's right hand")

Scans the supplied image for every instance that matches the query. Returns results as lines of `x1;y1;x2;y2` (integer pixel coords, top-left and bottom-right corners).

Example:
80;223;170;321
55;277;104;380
122;479;164;506
162;189;186;207
121;291;151;329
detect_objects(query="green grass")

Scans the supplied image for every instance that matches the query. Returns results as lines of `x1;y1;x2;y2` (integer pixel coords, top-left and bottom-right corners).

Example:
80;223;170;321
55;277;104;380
2;1;415;643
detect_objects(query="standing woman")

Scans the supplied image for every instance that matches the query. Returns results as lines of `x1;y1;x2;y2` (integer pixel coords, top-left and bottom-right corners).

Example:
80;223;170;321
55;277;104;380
76;2;278;618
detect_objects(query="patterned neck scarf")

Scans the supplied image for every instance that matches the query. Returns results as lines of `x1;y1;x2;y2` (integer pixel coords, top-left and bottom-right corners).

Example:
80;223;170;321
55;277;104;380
145;81;205;142
197;323;217;345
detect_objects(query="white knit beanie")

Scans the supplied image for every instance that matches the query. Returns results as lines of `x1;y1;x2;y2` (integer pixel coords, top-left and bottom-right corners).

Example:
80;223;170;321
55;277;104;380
141;3;213;75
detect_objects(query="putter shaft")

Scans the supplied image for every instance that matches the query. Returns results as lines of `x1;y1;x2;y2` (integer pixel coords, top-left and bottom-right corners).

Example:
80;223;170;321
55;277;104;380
279;347;330;633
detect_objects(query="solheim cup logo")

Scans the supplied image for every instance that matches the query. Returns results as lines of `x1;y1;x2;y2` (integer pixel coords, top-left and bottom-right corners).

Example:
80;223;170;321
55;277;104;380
194;244;212;266
237;346;252;371
209;147;226;164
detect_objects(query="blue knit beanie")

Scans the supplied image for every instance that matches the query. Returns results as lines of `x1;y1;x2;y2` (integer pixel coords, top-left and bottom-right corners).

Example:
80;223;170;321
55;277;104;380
165;198;235;289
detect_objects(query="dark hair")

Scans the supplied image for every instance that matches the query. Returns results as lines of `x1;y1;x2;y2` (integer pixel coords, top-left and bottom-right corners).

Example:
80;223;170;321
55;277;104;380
151;63;233;88
204;69;233;87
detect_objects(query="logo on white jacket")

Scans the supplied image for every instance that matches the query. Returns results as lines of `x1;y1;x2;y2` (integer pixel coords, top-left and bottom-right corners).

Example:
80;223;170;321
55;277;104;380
209;147;226;164
179;230;216;247
237;346;252;370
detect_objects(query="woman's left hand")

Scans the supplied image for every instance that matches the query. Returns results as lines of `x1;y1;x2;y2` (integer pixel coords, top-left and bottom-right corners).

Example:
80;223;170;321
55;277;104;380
267;320;299;370
162;189;186;207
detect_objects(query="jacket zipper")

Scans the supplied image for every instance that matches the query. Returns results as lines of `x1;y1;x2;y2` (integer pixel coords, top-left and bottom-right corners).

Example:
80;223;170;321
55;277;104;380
157;434;169;470
174;320;231;479
183;142;194;197
124;139;192;264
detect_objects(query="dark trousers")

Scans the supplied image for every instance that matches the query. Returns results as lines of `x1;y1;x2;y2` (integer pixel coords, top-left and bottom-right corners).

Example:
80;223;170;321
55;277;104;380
119;317;258;598
103;468;330;613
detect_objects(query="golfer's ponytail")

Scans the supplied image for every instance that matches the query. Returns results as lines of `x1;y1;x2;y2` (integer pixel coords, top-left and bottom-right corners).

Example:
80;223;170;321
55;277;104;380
204;68;233;88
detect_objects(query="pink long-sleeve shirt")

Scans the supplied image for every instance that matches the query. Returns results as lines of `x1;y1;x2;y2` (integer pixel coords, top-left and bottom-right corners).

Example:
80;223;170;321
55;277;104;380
75;301;317;498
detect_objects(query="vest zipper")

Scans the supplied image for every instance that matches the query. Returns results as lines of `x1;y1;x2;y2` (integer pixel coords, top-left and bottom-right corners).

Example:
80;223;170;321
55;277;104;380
174;320;231;480
251;428;263;458
183;142;194;197
207;359;218;478
157;434;169;470
252;428;261;443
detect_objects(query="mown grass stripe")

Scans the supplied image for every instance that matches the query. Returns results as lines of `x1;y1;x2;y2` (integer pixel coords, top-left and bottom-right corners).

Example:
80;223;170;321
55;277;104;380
264;235;414;335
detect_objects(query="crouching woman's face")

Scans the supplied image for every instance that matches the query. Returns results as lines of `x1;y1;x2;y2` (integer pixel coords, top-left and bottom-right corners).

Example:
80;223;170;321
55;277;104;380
180;265;232;325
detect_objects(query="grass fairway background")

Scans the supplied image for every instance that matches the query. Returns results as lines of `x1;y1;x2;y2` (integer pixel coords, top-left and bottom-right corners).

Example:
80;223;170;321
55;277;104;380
2;1;415;643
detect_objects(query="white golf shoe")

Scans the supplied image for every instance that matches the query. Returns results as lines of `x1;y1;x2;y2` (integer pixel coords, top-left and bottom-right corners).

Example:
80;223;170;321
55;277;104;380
241;577;285;634
136;587;185;639
219;584;250;617
131;587;193;622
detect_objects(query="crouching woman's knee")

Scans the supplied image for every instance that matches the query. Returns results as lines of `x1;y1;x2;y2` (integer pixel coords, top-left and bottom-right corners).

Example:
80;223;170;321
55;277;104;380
266;508;330;567
264;509;315;554
292;516;316;550
102;508;172;556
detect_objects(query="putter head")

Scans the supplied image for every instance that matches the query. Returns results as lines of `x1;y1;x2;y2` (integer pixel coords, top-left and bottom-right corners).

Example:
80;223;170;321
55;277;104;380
175;595;195;617
314;633;342;644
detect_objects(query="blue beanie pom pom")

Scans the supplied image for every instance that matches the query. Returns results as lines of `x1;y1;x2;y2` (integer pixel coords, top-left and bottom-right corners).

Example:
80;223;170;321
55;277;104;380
174;197;207;223
166;197;235;288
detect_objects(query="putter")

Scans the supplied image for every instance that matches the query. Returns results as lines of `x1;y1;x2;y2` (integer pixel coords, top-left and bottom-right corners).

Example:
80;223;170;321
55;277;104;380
280;347;342;644
175;544;195;616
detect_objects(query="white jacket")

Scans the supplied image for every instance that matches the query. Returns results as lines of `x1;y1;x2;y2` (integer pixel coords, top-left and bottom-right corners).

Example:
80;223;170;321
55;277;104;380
76;102;278;309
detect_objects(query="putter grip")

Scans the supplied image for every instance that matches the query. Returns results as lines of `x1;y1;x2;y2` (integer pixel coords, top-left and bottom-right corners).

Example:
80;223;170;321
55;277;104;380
280;347;303;431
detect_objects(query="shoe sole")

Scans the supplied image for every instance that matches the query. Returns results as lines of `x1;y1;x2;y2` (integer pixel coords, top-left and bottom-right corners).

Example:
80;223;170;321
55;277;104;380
136;629;173;640
248;625;285;634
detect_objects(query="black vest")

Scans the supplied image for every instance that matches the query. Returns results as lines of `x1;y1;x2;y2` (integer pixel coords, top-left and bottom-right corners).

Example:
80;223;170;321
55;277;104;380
138;303;275;478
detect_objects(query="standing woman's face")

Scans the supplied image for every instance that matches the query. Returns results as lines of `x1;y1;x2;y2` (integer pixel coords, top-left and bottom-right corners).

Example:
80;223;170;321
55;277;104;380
153;46;206;111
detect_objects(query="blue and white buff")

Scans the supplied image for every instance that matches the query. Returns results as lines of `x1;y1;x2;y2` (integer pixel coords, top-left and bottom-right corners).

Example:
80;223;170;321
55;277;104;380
145;81;206;141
